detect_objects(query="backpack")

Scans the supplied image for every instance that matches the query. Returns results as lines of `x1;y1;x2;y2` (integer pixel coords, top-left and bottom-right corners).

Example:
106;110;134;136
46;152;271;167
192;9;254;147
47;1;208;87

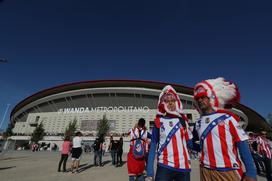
132;128;146;160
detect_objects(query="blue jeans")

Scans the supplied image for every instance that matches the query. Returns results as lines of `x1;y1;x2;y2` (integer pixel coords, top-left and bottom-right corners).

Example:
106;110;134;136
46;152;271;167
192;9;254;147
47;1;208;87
111;150;117;165
94;150;102;166
155;165;190;181
129;175;144;181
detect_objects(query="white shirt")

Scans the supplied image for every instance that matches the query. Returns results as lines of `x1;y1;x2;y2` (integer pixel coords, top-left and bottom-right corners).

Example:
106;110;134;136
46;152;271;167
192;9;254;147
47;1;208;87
72;136;82;148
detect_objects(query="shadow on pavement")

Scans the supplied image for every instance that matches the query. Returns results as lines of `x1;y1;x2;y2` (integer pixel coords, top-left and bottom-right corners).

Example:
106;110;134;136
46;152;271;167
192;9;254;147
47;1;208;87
77;163;96;173
118;161;127;167
0;166;16;171
102;160;111;166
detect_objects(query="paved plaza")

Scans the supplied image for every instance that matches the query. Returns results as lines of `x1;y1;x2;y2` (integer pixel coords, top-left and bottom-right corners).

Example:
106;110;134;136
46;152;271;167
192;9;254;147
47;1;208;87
0;151;267;181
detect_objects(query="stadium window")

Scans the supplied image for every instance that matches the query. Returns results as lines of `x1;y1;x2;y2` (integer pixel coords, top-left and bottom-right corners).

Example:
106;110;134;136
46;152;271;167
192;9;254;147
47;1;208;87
115;93;133;97
93;93;109;97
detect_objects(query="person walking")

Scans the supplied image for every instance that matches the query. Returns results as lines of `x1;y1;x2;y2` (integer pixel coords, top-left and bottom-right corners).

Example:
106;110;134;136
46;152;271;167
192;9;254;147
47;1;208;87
248;132;265;175
257;131;272;181
109;136;118;165
70;132;83;173
93;137;103;167
127;118;148;181
117;137;123;167
58;136;71;172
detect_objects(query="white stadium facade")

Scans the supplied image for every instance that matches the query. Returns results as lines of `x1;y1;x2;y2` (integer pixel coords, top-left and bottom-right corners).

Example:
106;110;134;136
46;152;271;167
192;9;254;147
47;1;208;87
9;80;271;150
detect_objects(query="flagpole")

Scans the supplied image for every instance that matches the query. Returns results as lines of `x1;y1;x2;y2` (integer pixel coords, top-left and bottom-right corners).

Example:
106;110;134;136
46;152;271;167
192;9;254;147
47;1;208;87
0;104;11;129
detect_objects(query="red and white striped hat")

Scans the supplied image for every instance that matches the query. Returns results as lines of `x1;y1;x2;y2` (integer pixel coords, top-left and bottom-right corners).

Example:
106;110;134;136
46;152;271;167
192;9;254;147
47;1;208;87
157;85;183;117
194;77;240;109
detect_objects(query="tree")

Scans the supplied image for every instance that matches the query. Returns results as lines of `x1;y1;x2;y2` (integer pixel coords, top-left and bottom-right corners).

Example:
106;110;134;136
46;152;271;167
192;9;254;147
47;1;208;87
97;114;110;139
64;118;77;141
31;122;45;143
3;123;13;139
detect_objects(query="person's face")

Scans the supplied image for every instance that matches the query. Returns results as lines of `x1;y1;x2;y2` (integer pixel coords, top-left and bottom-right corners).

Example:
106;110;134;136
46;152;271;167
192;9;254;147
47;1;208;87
164;95;176;111
195;96;213;114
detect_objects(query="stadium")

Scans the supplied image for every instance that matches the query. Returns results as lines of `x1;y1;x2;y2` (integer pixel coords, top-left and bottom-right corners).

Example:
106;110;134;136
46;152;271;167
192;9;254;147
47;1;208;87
10;80;271;148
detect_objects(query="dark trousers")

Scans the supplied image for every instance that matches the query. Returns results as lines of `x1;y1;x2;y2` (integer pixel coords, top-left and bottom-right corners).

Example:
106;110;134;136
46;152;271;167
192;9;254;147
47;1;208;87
155;165;190;181
94;150;102;166
58;154;68;171
129;175;145;181
252;152;265;174
111;150;117;165
117;150;123;165
262;156;272;181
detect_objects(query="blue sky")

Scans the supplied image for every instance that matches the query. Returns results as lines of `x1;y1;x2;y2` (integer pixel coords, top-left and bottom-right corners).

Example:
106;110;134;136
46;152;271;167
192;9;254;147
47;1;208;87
0;0;272;129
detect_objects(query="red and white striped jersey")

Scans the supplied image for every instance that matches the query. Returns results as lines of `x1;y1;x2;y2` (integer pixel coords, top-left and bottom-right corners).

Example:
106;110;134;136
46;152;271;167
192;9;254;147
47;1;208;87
157;116;192;170
195;112;248;169
257;136;272;159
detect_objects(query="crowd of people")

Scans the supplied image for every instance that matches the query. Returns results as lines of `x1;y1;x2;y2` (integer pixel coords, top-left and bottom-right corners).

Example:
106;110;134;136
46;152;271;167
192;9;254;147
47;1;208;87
55;77;271;181
248;131;272;181
127;78;271;181
57;131;125;173
30;142;57;151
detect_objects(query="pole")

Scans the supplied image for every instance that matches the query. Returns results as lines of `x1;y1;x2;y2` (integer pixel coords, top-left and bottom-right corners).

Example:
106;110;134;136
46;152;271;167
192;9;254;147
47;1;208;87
0;104;11;129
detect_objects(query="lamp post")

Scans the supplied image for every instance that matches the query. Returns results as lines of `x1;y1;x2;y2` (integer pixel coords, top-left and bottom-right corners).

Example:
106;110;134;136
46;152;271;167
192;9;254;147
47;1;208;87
0;104;11;130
